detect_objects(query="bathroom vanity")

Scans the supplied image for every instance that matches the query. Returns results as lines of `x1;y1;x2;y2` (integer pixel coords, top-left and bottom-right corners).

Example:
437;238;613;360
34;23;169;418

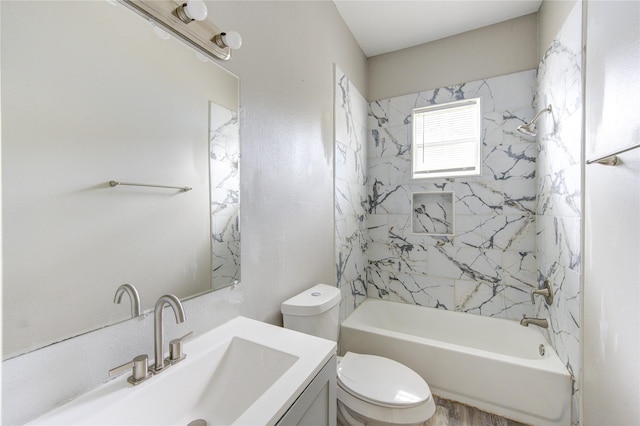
28;317;337;426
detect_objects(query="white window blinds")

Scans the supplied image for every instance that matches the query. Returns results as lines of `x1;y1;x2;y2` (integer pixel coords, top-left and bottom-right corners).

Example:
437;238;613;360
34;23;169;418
412;98;482;179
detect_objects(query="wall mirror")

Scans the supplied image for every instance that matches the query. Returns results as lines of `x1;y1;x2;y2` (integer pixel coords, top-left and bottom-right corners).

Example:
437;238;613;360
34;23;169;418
1;0;240;359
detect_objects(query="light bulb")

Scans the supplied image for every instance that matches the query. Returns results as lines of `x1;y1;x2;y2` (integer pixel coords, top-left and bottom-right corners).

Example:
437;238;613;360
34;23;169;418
184;0;208;21
176;0;208;23
222;31;242;50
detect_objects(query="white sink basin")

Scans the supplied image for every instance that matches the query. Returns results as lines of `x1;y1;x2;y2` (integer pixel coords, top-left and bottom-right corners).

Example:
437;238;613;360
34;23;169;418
28;317;336;425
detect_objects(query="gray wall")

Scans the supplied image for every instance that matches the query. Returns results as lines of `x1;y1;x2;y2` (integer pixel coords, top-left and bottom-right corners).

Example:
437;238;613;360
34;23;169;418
583;1;640;424
211;0;367;324
1;1;367;424
368;13;538;101
538;0;578;61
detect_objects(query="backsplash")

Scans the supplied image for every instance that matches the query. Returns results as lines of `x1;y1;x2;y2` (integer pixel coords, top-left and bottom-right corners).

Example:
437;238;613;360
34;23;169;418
535;3;582;424
365;69;538;321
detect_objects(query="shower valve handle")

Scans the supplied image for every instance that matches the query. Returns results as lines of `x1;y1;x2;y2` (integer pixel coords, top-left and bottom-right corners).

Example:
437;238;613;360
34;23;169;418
530;280;554;305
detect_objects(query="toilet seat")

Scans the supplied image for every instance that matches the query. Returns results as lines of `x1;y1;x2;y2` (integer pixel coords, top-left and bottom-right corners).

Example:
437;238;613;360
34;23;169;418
336;352;436;425
337;385;435;425
337;352;431;408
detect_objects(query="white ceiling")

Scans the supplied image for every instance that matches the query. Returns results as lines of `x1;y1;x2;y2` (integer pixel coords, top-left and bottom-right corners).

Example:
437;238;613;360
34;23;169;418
334;0;543;57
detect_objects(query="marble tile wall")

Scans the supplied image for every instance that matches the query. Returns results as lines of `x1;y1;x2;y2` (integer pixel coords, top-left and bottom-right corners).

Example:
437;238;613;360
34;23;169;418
335;39;581;422
366;70;538;322
534;3;582;425
334;66;369;321
210;102;241;289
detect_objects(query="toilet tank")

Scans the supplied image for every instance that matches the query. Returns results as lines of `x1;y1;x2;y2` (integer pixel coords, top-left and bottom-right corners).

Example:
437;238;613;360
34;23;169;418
281;284;341;342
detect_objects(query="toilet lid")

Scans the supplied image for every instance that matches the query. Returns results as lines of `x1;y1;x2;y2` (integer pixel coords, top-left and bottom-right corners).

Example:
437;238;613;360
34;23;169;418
337;352;431;408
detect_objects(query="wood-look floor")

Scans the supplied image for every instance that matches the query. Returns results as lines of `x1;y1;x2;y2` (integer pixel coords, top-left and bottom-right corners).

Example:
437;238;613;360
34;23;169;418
425;396;530;426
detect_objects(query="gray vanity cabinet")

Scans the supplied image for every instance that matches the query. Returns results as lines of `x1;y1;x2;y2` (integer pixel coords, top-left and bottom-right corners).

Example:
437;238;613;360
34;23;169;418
277;355;337;426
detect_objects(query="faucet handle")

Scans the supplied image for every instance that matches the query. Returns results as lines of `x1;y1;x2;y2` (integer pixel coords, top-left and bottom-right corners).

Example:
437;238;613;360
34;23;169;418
109;354;152;385
167;331;194;365
531;279;554;305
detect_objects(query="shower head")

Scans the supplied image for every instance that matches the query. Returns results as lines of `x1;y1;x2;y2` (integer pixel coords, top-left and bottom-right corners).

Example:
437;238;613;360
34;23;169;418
517;122;538;137
517;105;552;137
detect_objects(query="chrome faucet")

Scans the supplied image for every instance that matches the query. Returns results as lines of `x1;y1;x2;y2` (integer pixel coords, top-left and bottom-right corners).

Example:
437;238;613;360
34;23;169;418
153;294;186;373
520;315;549;329
113;283;141;318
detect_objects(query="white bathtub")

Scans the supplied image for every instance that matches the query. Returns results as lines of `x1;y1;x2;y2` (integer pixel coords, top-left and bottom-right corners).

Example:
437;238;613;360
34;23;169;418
339;299;572;425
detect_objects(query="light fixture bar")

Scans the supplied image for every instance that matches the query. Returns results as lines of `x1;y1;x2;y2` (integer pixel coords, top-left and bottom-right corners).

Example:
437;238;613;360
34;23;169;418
118;0;231;61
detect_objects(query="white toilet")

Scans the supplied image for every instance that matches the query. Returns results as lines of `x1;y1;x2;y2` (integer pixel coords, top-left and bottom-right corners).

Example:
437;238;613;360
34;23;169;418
281;284;436;426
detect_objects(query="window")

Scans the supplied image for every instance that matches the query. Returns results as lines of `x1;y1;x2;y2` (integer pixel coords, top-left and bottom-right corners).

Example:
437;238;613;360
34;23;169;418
412;98;482;179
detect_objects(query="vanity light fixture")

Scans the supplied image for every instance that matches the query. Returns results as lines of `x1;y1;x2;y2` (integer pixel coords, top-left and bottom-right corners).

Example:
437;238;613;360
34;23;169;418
517;105;552;137
119;0;238;61
212;31;243;50
175;0;208;23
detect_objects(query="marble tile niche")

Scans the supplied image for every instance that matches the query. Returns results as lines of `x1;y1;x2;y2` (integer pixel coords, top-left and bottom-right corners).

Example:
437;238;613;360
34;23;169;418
411;192;455;236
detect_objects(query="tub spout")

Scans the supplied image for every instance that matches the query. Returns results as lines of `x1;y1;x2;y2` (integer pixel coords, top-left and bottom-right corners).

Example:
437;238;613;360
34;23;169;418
520;315;548;329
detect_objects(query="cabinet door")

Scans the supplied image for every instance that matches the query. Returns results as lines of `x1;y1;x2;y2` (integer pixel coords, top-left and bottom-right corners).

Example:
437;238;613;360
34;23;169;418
277;356;336;426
